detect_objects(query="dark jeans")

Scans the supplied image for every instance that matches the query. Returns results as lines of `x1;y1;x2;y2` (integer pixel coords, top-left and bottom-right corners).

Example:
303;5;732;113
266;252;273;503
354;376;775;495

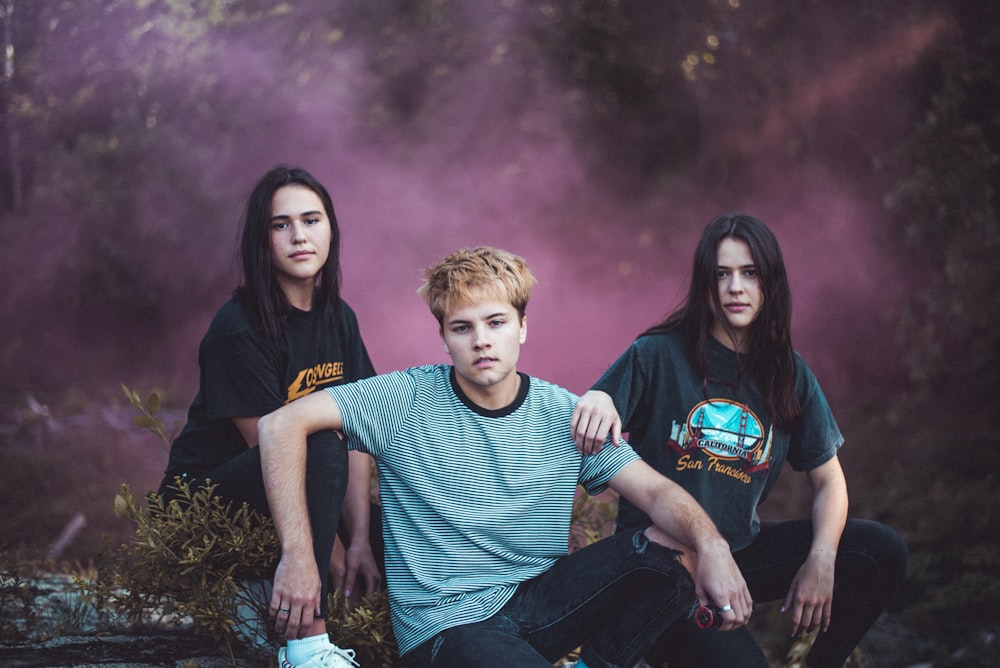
405;529;697;668
646;519;908;668
157;430;348;616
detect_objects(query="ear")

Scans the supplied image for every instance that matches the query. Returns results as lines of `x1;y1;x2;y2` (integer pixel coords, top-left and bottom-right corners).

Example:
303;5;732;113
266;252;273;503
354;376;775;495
519;315;528;344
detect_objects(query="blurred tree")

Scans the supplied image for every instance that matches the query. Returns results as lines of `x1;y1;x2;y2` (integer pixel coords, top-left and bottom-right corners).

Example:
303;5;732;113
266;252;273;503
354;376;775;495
0;0;356;400
1;0;25;211
885;10;1000;407
523;0;703;191
875;2;1000;662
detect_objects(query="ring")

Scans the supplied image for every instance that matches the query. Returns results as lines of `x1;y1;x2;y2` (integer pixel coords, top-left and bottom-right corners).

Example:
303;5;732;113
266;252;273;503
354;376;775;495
279;607;290;613
718;604;733;613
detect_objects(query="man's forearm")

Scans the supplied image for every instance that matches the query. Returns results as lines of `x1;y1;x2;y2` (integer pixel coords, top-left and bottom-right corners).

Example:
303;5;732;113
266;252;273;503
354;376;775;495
258;410;314;557
646;481;730;556
258;391;346;554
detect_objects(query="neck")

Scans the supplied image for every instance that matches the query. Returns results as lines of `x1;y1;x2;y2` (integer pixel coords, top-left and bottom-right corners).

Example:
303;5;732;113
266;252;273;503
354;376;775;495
457;372;521;411
710;326;746;353
279;280;315;311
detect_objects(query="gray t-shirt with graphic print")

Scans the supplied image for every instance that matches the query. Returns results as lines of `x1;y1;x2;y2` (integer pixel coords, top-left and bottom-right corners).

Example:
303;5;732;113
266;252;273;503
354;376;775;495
593;330;842;551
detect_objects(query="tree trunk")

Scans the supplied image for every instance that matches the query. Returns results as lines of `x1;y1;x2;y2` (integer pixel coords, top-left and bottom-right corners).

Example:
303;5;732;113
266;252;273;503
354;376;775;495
1;0;23;211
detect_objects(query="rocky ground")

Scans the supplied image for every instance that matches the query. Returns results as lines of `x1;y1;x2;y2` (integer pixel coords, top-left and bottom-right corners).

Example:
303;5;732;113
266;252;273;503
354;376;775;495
0;572;272;667
1;571;924;667
0;632;258;668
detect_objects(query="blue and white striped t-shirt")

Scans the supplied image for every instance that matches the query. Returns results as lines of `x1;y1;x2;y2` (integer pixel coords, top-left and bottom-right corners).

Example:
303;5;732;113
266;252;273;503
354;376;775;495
325;364;640;655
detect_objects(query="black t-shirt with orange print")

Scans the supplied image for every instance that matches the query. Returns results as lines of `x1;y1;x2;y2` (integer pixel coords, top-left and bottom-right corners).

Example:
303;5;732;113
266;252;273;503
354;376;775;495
163;297;375;479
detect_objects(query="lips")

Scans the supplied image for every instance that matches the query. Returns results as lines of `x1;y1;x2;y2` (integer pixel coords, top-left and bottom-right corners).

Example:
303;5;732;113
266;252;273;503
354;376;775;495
290;250;314;260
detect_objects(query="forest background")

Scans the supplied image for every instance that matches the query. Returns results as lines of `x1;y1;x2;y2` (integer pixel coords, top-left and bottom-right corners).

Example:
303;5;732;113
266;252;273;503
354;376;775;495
0;1;997;665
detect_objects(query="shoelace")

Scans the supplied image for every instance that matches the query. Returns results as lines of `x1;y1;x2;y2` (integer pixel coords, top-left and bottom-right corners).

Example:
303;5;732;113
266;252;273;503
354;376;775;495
317;644;359;667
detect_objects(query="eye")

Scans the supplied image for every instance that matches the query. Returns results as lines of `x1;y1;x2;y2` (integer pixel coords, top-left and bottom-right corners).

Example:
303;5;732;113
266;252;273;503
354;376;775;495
489;319;505;327
305;216;322;225
451;324;470;334
272;222;289;231
716;269;729;279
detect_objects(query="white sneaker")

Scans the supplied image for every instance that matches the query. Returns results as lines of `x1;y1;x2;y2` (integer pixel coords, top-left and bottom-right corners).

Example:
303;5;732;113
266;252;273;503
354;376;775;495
278;643;360;668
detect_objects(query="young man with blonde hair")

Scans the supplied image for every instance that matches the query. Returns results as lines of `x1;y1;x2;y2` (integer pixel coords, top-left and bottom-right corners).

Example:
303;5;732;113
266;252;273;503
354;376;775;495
258;247;750;667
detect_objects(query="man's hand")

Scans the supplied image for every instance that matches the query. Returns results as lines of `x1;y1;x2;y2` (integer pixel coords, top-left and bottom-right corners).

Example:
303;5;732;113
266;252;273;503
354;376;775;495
270;549;323;640
692;540;754;632
612;460;753;632
644;524;751;632
570;390;622;455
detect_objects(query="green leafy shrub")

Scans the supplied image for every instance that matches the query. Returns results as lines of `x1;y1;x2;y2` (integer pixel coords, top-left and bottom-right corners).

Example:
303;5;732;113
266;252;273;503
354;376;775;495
109;480;401;664
325;590;398;666
110;480;282;658
111;386;400;663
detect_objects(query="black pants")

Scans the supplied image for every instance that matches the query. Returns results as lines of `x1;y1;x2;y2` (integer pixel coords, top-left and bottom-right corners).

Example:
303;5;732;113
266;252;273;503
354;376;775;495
405;529;696;668
646;518;907;668
158;430;348;616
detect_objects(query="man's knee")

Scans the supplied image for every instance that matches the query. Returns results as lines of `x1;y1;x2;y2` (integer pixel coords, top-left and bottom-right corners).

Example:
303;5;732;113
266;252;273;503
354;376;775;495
418;617;525;667
642;525;697;579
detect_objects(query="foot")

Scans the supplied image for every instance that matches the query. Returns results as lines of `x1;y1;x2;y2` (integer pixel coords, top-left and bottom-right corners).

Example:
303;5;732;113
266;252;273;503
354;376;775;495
278;643;360;668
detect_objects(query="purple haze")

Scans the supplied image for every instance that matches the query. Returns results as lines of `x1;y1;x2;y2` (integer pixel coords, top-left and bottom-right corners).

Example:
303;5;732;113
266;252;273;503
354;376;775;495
0;2;954;410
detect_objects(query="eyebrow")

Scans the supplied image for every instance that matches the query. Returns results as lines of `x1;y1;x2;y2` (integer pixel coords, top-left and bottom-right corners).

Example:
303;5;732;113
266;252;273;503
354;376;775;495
446;311;510;327
269;210;324;222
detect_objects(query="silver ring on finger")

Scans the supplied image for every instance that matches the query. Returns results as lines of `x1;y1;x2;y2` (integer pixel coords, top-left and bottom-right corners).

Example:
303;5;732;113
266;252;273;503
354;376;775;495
718;604;733;613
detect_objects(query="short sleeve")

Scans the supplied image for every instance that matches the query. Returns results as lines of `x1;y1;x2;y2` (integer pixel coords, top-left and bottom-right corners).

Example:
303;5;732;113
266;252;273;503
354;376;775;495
200;330;285;419
787;355;844;472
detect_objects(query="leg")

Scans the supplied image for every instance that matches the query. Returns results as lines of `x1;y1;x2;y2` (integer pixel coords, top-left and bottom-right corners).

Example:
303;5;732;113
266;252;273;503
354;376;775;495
406;529;694;668
405;614;554;668
507;528;696;667
725;519;906;668
645;618;769;668
646;519;906;668
640;522;772;668
160;430;349;618
803;520;907;668
300;431;350;616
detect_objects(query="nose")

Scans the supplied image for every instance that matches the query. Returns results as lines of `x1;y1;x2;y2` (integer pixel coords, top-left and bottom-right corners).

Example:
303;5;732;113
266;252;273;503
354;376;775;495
727;272;744;293
290;221;308;242
473;324;492;350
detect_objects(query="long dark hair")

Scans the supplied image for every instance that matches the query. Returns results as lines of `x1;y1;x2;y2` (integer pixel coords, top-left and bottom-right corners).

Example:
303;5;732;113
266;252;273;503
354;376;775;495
234;165;342;341
644;213;800;430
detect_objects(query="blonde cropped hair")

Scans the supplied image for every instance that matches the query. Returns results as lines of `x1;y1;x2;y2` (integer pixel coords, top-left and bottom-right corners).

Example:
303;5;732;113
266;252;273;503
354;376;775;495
418;246;537;325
